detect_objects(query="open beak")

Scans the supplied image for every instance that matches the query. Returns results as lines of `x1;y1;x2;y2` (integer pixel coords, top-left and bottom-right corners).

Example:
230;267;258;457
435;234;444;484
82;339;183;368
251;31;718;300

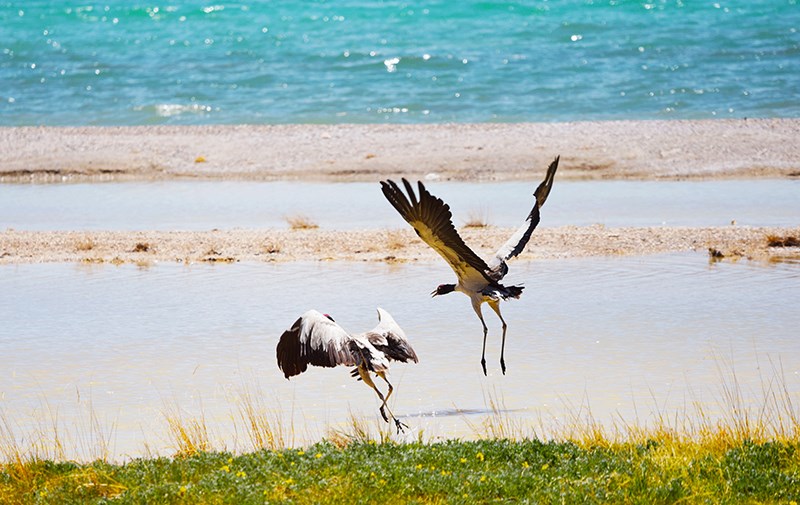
430;289;438;298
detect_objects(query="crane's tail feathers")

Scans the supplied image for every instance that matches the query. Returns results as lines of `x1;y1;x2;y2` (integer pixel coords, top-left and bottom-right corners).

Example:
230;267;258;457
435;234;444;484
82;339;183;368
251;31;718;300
503;285;524;299
534;155;560;208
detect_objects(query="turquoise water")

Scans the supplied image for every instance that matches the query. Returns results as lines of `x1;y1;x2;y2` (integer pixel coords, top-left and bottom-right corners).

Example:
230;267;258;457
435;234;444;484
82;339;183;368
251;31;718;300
1;1;798;126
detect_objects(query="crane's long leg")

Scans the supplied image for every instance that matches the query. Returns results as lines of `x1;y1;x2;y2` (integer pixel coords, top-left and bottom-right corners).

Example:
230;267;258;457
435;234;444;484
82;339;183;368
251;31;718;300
358;367;406;432
376;371;408;433
375;371;393;409
356;366;388;422
488;300;508;375
473;302;490;376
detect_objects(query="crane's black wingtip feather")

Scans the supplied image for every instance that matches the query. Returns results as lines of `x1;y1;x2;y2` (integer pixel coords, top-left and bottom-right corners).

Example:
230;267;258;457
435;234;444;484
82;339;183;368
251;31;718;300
532;155;560;207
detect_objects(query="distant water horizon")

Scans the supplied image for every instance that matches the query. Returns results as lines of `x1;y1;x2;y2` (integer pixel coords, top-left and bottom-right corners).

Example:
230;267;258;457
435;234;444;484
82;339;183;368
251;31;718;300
2;1;798;126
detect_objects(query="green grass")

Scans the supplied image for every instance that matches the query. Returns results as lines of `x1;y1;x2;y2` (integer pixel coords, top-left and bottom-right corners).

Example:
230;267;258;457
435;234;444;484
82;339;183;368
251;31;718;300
3;360;800;502
2;438;800;504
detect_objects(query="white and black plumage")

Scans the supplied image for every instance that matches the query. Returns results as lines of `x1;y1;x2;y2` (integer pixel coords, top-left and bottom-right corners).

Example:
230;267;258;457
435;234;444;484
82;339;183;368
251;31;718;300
380;156;559;376
276;307;418;432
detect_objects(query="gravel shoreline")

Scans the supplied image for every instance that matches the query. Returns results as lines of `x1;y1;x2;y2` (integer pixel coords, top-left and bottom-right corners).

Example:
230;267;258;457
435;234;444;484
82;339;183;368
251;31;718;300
2;226;798;265
2;119;799;183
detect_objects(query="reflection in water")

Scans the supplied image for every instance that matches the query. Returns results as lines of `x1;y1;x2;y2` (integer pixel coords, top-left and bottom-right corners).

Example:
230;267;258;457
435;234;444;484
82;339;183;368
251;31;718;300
1;179;799;231
1;254;799;460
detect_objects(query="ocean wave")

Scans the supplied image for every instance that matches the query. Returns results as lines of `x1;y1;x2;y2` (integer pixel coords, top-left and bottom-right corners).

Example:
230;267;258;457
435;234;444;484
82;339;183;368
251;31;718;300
135;103;216;117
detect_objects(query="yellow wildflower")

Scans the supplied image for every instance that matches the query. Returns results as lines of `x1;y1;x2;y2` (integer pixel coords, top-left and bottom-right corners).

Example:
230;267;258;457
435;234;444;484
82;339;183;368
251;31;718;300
522;461;530;469
460;457;467;463
220;465;230;473
541;463;549;471
315;453;323;459
236;470;247;478
476;452;485;462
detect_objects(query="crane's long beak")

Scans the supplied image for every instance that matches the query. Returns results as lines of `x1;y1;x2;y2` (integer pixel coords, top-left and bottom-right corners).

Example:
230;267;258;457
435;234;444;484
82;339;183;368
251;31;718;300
430;289;438;297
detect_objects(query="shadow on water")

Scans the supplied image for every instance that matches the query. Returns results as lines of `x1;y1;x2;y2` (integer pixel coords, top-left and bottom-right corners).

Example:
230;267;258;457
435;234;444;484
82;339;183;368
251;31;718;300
411;407;526;419
1;253;799;459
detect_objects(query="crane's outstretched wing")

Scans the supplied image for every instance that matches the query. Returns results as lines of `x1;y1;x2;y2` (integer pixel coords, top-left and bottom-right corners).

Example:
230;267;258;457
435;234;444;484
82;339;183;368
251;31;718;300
364;308;418;364
487;156;560;281
381;178;493;289
276;310;360;379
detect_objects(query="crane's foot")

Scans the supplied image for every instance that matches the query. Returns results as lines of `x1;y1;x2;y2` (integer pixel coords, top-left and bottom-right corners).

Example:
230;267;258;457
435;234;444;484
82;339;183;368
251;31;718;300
394;418;408;434
481;358;487;376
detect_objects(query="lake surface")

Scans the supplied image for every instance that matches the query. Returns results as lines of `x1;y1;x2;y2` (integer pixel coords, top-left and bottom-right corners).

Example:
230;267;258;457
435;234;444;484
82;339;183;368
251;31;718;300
2;179;799;231
2;1;798;125
2;255;799;460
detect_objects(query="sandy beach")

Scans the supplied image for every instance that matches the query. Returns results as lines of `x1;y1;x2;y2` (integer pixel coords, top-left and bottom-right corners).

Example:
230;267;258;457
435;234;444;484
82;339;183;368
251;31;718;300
2;119;799;183
2;119;798;264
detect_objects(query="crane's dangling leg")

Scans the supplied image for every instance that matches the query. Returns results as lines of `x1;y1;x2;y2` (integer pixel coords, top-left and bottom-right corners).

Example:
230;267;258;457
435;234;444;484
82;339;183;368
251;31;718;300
357;366;389;422
358;367;406;432
488;300;508;375
376;371;407;433
472;301;490;376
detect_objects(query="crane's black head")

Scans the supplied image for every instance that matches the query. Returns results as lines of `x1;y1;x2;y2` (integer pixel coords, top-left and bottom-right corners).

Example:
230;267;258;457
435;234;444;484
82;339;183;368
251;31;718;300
431;284;456;297
323;313;335;322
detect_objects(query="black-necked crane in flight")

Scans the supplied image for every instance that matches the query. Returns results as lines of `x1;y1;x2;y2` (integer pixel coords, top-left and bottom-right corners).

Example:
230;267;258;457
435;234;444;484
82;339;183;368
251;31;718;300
276;308;418;432
380;156;559;376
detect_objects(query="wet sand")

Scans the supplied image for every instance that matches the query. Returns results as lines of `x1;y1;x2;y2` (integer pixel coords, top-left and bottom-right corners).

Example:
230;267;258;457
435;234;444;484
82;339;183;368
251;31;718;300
2;119;799;183
2;225;798;265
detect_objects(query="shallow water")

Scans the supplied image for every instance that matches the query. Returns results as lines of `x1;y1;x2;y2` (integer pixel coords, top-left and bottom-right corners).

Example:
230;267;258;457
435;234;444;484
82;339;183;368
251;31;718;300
1;254;799;460
2;179;799;231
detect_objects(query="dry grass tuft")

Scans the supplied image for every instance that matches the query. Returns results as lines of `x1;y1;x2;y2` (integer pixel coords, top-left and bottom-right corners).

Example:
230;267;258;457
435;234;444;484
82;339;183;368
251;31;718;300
766;234;800;247
202;247;237;263
74;237;96;252
262;241;282;255
163;406;212;458
385;230;407;251
232;383;291;452
326;413;394;448
286;214;319;230
132;242;151;252
463;210;490;228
